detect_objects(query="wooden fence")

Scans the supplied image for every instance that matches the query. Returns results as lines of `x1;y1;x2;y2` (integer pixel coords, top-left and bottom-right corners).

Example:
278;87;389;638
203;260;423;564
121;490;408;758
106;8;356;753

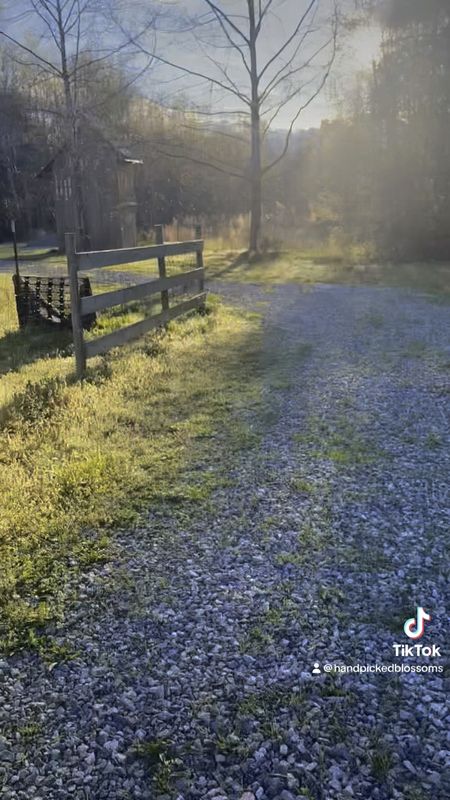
66;225;206;378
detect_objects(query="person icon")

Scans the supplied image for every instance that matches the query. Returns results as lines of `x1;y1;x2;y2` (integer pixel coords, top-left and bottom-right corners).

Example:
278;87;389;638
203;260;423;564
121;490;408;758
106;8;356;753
312;662;321;675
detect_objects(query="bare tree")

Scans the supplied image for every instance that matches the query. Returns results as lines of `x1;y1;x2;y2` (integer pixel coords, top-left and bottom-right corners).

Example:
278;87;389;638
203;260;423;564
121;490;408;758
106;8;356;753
0;0;155;247
134;0;339;254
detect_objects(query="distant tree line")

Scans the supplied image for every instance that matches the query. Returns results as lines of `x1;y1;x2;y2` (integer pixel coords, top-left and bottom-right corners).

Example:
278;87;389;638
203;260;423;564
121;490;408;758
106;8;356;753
0;48;251;243
0;0;337;254
290;0;450;260
1;0;449;261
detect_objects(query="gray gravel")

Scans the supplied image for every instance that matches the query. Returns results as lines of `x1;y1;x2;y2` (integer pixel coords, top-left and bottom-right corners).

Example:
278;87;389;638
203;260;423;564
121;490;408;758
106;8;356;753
1;282;449;800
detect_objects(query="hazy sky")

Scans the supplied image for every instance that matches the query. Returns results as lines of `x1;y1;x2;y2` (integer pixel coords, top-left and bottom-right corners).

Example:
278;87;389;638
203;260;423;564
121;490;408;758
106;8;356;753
307;21;382;128
140;1;383;130
1;0;383;130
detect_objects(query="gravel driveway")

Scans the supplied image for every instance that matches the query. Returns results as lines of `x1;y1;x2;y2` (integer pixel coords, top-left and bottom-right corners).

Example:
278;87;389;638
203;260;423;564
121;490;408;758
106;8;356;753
0;282;449;800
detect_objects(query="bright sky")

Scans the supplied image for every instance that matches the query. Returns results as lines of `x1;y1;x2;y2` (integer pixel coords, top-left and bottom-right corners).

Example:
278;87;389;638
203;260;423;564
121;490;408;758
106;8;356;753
303;22;382;128
1;0;383;130
138;1;383;130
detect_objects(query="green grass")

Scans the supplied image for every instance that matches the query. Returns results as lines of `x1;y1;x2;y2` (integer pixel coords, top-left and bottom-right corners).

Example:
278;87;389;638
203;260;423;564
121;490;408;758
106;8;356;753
0;276;179;402
425;431;442;449
133;738;172;764
236;686;307;719
361;310;385;328
0;242;65;266
239;624;273;654
290;476;314;494
3;242;450;295
133;738;182;794
294;417;381;467
403;340;428;358
0;282;74;378
16;721;43;740
0;243;56;259
203;249;450;295
371;747;394;781
0;277;262;654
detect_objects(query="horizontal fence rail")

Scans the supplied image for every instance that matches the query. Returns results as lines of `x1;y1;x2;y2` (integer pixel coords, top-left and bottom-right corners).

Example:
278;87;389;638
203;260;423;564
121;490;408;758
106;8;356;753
66;225;206;378
85;296;205;359
80;269;204;315
74;239;204;271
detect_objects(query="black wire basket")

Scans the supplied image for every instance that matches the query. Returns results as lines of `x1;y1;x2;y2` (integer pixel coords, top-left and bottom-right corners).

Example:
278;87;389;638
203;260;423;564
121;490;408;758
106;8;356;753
12;274;96;331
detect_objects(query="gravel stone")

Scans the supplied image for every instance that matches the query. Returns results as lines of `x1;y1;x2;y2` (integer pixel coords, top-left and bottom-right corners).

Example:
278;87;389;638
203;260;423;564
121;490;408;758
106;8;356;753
1;283;448;800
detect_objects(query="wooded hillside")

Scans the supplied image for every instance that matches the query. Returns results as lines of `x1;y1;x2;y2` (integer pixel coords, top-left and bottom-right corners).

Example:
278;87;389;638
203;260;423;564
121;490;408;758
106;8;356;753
1;0;450;260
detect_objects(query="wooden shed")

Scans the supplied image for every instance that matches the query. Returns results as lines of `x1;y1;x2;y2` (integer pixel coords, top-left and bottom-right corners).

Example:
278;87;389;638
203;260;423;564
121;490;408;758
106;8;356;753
37;128;142;252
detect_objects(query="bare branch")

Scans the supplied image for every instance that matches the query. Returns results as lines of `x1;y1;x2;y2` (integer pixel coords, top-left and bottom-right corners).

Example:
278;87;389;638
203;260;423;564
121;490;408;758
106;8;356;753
35;0;59;24
261;34;333;103
256;0;275;34
73;0;82;106
61;15;157;79
130;38;252;106
162;106;249;118
263;80;327;175
81;57;155;113
259;0;317;83
29;0;61;50
202;1;250;45
260;7;319;99
65;2;91;34
262;21;338;174
261;72;319;136
147;144;246;181
0;30;62;74
201;0;251;74
62;0;79;28
195;36;251;101
179;121;248;145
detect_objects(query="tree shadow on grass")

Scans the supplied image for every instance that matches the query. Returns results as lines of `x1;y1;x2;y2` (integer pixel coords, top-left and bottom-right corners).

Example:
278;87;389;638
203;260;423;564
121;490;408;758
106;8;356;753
0;248;60;264
210;249;283;280
0;323;73;377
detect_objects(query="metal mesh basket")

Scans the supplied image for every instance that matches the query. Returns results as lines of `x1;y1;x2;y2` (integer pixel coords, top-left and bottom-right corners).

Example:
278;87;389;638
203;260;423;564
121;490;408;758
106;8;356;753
13;274;95;330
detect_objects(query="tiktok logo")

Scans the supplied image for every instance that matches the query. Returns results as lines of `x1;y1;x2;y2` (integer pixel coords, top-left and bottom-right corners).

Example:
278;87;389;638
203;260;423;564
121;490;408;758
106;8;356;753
403;607;431;640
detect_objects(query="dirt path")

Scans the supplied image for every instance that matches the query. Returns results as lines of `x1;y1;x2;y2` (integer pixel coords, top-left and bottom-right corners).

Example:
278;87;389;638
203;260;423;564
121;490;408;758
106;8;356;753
1;283;449;800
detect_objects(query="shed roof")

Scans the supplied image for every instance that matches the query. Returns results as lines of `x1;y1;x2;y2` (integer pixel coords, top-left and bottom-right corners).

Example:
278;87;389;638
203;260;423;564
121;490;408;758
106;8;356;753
36;136;142;178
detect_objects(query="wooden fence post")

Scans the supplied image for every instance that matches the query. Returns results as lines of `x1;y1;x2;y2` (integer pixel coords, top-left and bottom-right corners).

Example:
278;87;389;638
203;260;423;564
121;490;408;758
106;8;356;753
11;220;20;279
66;232;86;378
195;224;205;304
155;224;169;312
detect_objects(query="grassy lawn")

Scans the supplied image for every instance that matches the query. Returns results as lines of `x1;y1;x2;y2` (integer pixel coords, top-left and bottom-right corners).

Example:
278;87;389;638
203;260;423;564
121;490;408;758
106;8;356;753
3;241;449;296
203;249;450;295
0;274;262;654
88;248;450;296
0;242;64;265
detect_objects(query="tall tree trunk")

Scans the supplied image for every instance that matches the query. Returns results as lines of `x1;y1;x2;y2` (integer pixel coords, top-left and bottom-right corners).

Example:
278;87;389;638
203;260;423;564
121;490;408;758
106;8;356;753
249;105;262;254
248;0;262;255
56;0;84;250
6;139;20;217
